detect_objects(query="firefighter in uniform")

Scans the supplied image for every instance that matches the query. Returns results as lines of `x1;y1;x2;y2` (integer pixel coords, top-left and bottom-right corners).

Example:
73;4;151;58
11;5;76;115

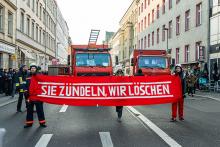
24;63;47;128
16;65;29;112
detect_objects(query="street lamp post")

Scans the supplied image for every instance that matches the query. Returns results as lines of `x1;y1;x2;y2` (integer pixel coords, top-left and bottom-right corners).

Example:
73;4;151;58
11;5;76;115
163;27;169;52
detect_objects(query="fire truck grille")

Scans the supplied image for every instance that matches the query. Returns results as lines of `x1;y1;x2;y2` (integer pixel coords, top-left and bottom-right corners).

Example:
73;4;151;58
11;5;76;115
77;73;110;76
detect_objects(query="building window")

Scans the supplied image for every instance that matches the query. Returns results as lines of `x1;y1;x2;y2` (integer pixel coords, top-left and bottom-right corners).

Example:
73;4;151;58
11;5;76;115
141;38;143;49
176;16;180;35
32;21;34;39
8;12;13;36
43;31;45;45
144;36;147;49
27;0;30;7
36;0;39;16
176;48;180;64
148;13;150;26
169;0;172;9
0;6;4;32
36;25;38;42
49;35;51;49
39;28;42;44
162;25;165;41
168;20;172;38
141;19;143;32
40;4;42;20
195;41;204;61
32;0;35;12
157;4;160;19
185;45;190;62
43;9;46;24
144;0;147;9
185;10;190;31
148;0;150;6
144;16;146;29
157;28;160;44
139;7;140;16
20;12;24;33
152;9;154;23
148;34;150;47
162;0;165;14
26;17;30;36
176;0;180;4
196;3;202;26
138;22;140;32
152;31;154;46
141;3;143;13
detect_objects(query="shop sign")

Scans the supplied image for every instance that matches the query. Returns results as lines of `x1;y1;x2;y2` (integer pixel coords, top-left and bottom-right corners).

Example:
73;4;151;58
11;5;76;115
0;43;15;54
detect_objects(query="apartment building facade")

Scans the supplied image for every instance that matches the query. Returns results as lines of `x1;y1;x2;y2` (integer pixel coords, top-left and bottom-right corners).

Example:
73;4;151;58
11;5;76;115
56;7;69;64
137;0;210;69
15;0;57;70
0;0;17;69
108;30;120;67
210;0;220;76
119;0;139;75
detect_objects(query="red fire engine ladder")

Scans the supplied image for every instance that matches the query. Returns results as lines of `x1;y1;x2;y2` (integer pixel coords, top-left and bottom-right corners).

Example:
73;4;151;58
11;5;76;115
88;29;100;48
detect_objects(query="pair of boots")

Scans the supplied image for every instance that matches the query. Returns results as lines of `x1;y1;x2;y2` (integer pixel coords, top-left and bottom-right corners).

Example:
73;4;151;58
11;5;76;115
24;123;47;128
170;117;184;122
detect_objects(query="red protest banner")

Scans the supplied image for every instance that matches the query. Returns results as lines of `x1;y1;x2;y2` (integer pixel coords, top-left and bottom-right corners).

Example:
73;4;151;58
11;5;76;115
29;75;182;106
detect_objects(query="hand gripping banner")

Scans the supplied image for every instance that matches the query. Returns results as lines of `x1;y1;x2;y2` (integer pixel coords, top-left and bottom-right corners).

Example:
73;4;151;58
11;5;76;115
29;75;182;106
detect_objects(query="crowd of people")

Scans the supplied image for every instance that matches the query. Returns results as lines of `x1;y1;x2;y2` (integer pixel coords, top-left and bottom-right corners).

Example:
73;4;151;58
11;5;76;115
0;67;48;98
0;65;47;128
0;68;19;98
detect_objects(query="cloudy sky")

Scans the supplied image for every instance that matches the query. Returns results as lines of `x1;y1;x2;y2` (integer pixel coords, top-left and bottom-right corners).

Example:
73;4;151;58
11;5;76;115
56;0;133;44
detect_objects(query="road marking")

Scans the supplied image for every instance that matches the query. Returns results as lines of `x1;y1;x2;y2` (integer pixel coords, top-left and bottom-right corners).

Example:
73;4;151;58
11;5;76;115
0;99;17;108
35;134;53;147
59;105;68;112
194;94;220;102
0;128;6;147
99;132;114;147
127;106;182;147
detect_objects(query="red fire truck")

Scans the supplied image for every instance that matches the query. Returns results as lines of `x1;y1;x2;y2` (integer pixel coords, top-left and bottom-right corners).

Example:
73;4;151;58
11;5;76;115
71;30;113;76
130;49;171;76
71;45;113;76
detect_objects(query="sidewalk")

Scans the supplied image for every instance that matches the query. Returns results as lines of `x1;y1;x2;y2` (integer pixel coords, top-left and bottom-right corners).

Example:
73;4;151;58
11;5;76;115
194;91;220;102
0;94;18;107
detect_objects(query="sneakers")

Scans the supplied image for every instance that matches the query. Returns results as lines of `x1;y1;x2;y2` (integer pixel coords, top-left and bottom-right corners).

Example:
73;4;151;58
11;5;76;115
170;118;177;122
24;124;32;128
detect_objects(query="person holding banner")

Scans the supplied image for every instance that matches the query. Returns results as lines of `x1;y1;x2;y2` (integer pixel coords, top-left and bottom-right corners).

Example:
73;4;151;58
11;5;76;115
115;69;124;122
171;64;186;122
24;64;47;128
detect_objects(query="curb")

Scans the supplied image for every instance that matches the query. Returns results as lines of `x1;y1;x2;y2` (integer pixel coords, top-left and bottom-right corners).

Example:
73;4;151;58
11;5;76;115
0;99;18;108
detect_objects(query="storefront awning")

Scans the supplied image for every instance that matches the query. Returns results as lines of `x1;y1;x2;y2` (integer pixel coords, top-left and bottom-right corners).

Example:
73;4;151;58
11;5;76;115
19;48;35;60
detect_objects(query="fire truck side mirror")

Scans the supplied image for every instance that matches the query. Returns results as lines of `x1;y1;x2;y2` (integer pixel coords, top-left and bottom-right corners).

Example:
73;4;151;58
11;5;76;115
131;58;134;66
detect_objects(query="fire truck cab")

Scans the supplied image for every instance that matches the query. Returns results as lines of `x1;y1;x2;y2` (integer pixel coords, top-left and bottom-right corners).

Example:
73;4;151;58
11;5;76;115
71;45;113;76
130;49;171;76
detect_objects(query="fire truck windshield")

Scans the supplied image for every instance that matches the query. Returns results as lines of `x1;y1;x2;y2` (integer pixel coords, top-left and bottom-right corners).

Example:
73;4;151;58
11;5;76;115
76;53;110;67
138;56;167;69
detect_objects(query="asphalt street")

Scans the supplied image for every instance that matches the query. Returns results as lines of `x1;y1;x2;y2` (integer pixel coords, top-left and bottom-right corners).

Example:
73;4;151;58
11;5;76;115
0;93;220;147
